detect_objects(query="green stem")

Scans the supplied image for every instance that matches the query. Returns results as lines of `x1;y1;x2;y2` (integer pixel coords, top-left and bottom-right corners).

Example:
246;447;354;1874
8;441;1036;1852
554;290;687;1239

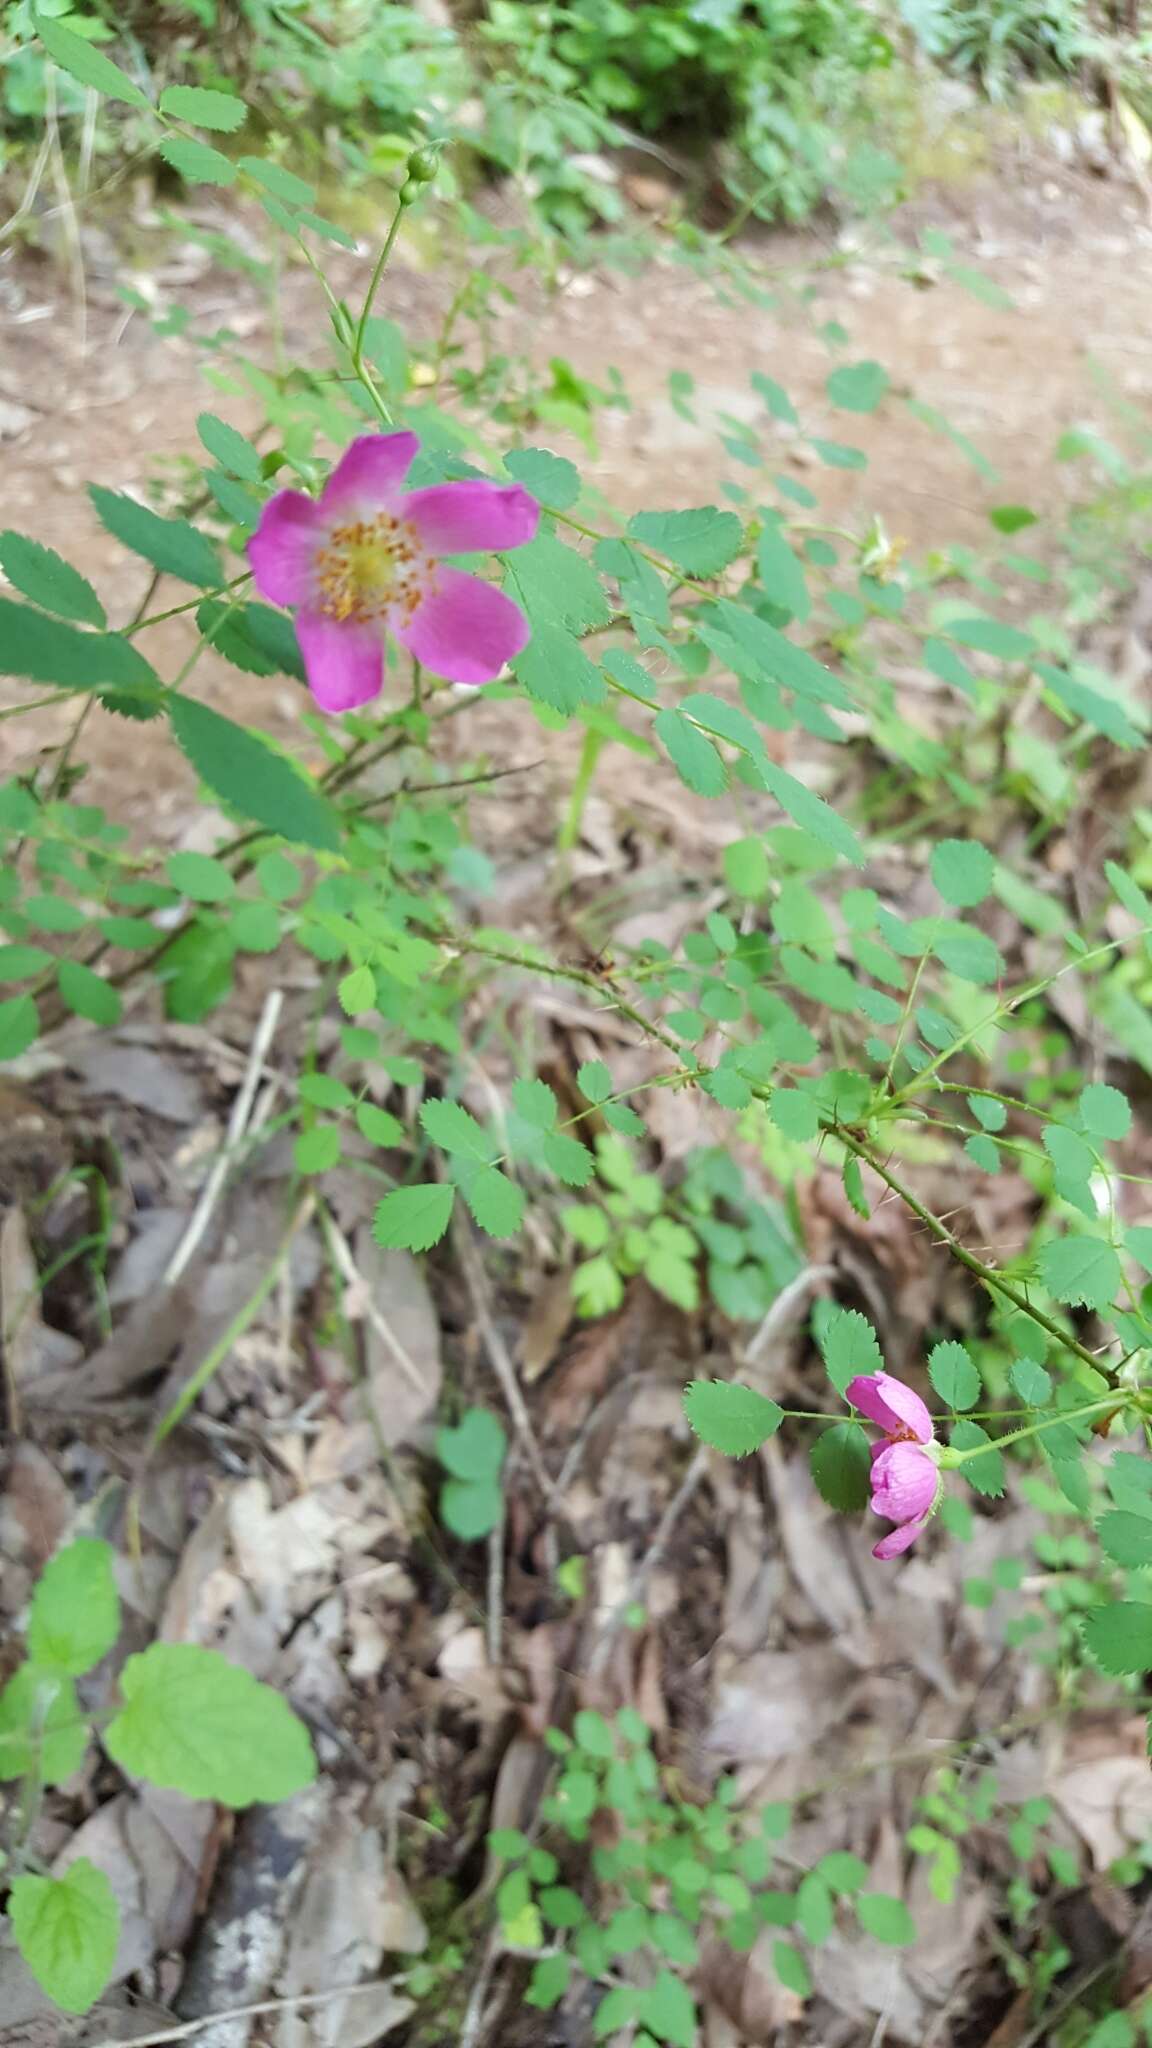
558;726;603;854
946;1396;1127;1463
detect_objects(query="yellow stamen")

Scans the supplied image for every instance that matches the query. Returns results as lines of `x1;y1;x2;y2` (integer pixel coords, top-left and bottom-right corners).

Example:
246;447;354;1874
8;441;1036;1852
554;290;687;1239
314;513;430;625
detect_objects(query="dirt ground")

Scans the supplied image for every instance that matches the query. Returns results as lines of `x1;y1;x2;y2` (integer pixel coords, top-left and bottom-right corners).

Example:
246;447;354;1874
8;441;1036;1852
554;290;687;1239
3;128;1152;2048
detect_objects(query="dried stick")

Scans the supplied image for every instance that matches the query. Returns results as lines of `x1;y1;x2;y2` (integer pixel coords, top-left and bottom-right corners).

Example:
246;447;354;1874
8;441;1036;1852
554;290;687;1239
164;989;284;1287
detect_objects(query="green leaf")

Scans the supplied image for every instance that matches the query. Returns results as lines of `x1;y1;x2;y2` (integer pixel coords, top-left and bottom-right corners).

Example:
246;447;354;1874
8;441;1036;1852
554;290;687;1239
542;1131;595;1187
796;1870;834;1944
104;1642;315;1805
166;851;236;903
1081;1600;1152;1676
56;960;121;1028
760;760;863;865
9;1859;119;2016
752;372;798;424
1079;1083;1131;1142
0;1666;87;1784
88;487;221;588
0;993;41;1060
1038;1234;1121;1311
0;600;157;691
637;1969;696;2048
508;535;610;634
769;1086;820;1141
1010;1356;1051;1405
627;506;743;578
439;1408;507;1481
965;1133;1000;1173
922;636;976;698
339;965;376;1016
158;135;237;186
950;1419;1006;1498
512;1077;557;1128
927;1341;980;1410
808;436;867;470
1038;664;1141;749
257;851;301;902
682;1380;783;1456
513;623;605;715
196;413;263;482
822;1306;883;1394
654;708;727;796
968;1093;1007;1132
373;1183;455;1252
810;1421;871;1511
856;1893;916;1945
819;1851;870;1895
293;1125;341;1174
772;1941;812;1997
168;697;339;853
724;835;769;898
420;1098;494;1162
461;1165;524;1238
503;447;579;510
930;839;995;908
239;155;316;207
232;901;281;953
989;504;1038;534
159;84;247;131
826;360;889;413
945;616;1034;659
0;945;53;982
0;533;105;627
757;524;810;622
526;1954;572;2010
354;1104;402;1148
28;1538;119;1677
441;1477;503;1540
36;13;149;105
577;1059;613;1103
1097;1512;1152;1570
654;707;727;796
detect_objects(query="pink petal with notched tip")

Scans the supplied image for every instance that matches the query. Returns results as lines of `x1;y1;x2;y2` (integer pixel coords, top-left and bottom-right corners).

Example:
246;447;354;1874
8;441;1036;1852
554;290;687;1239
399;480;540;557
295;610;383;713
873;1515;929;1560
319;431;420;515
247;490;325;607
392;566;530;685
846;1370;934;1444
869;1441;938;1524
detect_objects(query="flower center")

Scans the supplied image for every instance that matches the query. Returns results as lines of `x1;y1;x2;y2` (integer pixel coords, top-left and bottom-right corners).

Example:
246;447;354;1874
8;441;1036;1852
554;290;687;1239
314;513;429;626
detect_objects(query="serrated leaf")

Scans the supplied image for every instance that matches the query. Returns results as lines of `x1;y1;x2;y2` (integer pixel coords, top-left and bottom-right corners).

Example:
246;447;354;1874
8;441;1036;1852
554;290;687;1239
931;924;1001;984
158;135;237;186
927;1340;980;1410
356;1103;404;1148
0;600;157;691
1038;1234;1121;1310
0;532;105;626
168;697;338;852
757;524;810;622
28;1539;119;1677
821;1306;883;1395
9;1859;119;2016
682;1380;783;1456
1081;1600;1152;1676
930;839;995;908
0;1665;87;1784
760;760;863;865
512;1077;557;1128
1097;1511;1152;1570
1010;1356;1051;1405
654;708;727;796
810;1421;871;1511
167;850;236;903
503;447;579;510
628;506;743;578
577;1058;612;1103
239;155;316;206
951;1418;1006;1497
461;1165;524;1238
1079;1083;1131;1142
826;360;889;413
966;1133;1000;1173
508;535;610;634
36;13;149;105
968;1093;1007;1132
160;84;246;131
339;965;376;1016
373;1183;455;1251
104;1642;315;1805
293;1125;340;1174
88;487;221;588
196;413;263;482
542;1131;595;1187
513;623;605;714
420;1097;494;1162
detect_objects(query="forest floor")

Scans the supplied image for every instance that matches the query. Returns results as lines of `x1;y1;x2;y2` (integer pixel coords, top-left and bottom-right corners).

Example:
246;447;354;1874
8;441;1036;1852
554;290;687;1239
2;112;1152;2048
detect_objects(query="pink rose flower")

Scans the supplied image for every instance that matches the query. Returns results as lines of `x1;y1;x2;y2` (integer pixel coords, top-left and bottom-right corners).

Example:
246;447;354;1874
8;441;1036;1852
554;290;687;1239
248;431;539;713
846;1370;940;1561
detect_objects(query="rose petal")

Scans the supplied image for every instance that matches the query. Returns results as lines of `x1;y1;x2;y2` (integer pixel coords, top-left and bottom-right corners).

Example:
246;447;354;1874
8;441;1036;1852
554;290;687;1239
873;1515;928;1561
846;1370;934;1444
248;491;325;607
295;610;383;713
869;1442;939;1523
392;566;530;685
399;480;539;557
320;431;419;514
